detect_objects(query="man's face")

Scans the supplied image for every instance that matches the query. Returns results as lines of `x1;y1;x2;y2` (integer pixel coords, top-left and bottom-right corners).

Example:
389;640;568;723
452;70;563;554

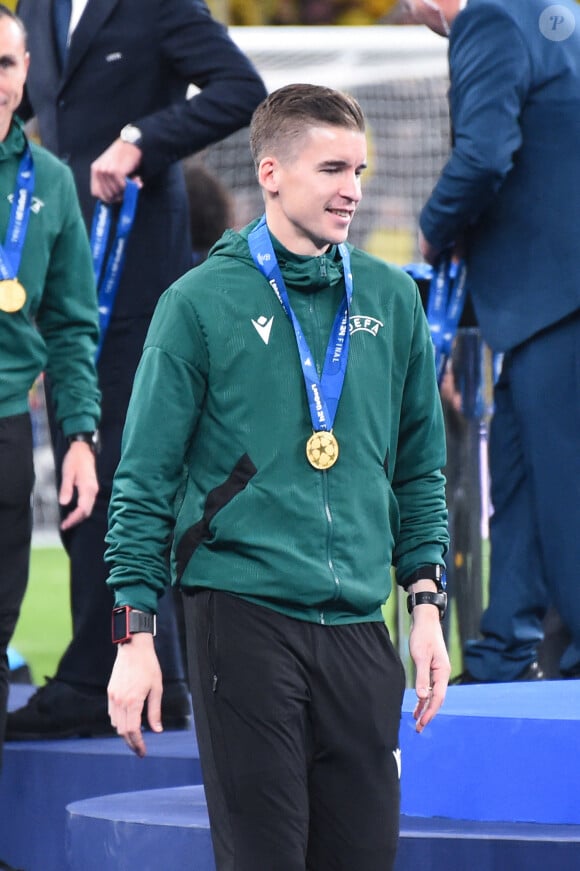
0;16;29;140
260;124;367;256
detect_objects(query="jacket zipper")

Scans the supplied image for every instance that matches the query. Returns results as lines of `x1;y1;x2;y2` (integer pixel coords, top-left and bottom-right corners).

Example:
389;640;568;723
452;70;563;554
319;468;341;624
314;256;340;624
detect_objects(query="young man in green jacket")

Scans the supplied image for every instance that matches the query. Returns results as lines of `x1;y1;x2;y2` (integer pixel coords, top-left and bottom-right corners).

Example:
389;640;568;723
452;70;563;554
106;83;450;871
0;8;100;861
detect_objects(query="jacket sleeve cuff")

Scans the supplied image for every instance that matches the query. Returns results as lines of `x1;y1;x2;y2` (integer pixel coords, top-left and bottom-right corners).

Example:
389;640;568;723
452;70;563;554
112;584;160;615
61;416;100;438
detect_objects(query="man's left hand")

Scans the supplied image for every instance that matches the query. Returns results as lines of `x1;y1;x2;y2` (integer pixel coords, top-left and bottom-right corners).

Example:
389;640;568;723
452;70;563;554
408;604;451;733
59;441;99;530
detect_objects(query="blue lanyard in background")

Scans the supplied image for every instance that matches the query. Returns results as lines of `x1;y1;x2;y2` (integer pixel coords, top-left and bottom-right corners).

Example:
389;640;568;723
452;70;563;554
404;253;467;386
90;179;140;361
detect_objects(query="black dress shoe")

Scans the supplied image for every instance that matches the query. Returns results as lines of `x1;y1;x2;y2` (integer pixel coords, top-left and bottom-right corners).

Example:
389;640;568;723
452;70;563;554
6;678;192;741
450;660;545;685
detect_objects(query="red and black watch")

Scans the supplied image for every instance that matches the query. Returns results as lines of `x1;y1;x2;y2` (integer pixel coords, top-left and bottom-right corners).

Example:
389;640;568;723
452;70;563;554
112;606;157;644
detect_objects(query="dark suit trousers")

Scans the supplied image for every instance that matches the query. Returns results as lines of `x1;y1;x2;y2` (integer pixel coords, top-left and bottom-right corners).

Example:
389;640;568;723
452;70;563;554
0;413;34;768
50;316;184;689
464;311;580;679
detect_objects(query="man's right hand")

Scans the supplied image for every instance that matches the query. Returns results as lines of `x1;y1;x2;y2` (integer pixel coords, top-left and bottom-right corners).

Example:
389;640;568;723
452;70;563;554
90;139;143;203
107;632;163;757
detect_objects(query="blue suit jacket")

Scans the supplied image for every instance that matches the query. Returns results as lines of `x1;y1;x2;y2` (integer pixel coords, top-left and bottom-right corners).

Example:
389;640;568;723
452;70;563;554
420;0;580;352
17;0;267;319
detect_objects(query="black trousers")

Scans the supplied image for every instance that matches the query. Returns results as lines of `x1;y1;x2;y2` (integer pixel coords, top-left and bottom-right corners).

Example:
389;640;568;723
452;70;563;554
184;591;406;871
0;413;34;768
48;316;184;689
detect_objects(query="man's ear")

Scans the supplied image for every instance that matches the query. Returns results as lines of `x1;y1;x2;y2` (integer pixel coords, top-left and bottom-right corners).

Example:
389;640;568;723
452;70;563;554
258;156;279;194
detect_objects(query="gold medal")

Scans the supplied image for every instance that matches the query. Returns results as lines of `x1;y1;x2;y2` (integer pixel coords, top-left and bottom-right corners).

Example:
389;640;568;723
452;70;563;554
0;278;26;313
306;430;339;470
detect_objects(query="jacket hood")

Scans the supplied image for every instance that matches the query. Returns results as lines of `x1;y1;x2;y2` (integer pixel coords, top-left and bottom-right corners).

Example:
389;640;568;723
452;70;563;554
209;218;346;293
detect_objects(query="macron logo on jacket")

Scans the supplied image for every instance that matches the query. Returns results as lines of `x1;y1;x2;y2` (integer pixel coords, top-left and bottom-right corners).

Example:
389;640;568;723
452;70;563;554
252;315;274;345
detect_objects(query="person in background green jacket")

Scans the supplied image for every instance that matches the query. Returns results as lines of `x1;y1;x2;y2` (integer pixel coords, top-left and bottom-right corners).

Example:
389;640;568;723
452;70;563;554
106;83;449;871
0;5;99;827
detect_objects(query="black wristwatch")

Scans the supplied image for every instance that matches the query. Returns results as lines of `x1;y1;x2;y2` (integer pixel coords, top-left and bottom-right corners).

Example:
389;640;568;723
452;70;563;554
112;606;157;644
66;430;100;455
407;590;448;621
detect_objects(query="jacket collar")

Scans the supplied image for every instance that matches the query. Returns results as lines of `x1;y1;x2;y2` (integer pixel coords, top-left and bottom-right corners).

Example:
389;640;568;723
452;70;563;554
0;117;28;163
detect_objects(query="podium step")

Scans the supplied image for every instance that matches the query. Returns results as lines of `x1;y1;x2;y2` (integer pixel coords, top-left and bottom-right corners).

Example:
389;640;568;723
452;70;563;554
66;784;580;871
2;685;200;871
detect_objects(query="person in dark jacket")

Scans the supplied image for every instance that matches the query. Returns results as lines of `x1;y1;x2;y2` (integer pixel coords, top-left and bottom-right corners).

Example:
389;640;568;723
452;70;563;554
6;0;267;740
409;0;580;682
107;83;450;871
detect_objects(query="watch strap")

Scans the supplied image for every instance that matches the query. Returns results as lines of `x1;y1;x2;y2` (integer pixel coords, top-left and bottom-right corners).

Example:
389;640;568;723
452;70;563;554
406;590;447;620
128;609;156;635
66;431;100;454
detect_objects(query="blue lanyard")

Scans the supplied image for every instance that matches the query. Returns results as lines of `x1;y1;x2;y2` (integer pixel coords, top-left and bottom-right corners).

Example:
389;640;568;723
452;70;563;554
0;145;34;280
248;216;353;433
90;179;140;361
404;253;467;385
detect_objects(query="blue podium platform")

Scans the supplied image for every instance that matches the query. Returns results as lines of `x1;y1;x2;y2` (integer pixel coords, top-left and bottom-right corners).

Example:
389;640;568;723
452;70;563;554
4;680;580;870
66;785;215;871
1;685;201;871
399;680;580;825
66;785;580;871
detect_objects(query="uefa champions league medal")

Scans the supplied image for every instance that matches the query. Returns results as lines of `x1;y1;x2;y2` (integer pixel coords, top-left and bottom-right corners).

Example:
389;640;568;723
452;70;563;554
0;277;26;312
306;430;339;470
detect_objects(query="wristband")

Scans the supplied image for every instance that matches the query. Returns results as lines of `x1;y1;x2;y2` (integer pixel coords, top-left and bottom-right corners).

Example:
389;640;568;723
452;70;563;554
400;564;446;591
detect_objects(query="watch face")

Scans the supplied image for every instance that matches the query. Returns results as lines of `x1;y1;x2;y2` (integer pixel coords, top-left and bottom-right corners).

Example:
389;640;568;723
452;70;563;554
121;124;142;146
112;607;130;644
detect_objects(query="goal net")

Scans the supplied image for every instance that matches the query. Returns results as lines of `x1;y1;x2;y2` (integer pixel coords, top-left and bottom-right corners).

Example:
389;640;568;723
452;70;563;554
201;25;451;266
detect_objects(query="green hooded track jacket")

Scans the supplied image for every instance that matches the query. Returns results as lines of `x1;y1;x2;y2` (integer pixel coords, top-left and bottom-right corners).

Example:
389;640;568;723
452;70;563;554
0;118;99;434
106;221;448;624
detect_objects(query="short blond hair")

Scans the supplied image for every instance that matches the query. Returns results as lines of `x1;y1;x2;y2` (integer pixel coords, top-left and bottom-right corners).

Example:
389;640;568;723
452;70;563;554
249;83;365;171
